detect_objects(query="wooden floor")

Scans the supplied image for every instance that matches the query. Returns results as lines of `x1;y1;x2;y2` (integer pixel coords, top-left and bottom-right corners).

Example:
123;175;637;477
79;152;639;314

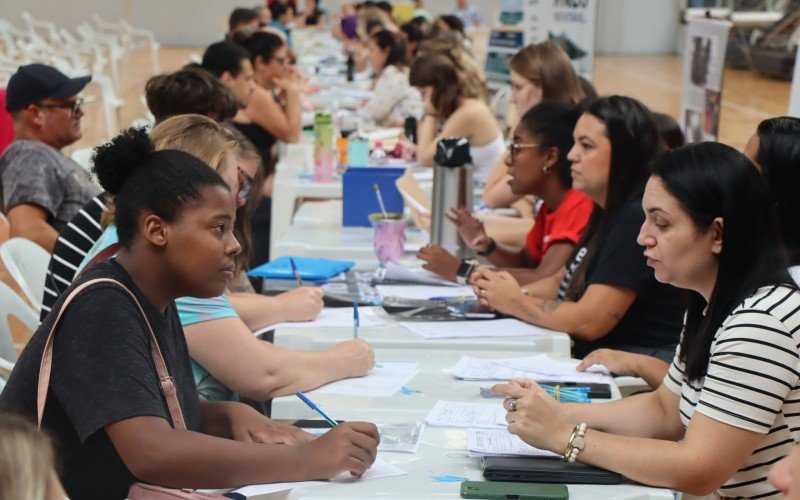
1;46;793;350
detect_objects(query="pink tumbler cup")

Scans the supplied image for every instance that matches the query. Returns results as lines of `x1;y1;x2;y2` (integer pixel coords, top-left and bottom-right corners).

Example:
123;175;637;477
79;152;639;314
369;213;407;265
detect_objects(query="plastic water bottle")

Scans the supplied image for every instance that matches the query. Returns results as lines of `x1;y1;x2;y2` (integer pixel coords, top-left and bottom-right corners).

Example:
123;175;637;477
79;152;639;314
346;50;355;82
313;111;334;182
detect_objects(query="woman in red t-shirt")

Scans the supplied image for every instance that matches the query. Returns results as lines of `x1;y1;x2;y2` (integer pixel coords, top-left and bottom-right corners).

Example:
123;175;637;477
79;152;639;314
417;101;594;285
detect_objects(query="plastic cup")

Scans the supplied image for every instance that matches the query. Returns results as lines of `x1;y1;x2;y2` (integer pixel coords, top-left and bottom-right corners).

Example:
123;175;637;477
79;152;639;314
369;213;407;265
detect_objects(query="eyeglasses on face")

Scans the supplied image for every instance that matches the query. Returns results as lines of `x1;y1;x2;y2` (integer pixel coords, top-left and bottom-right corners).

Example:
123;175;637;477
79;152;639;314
508;142;542;163
237;166;255;203
35;97;85;117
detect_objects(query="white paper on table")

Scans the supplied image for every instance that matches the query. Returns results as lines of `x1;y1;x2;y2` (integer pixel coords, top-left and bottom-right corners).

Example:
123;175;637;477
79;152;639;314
254;307;385;335
224;458;406;497
467;428;560;458
381;262;457;286
375;284;474;300
425;400;506;429
300;422;426;454
451;355;541;381
314;361;418;397
492;354;612;384
400;318;547;340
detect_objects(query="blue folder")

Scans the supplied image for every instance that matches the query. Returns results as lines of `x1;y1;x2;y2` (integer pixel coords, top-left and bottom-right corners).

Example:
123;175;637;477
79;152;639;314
247;256;355;281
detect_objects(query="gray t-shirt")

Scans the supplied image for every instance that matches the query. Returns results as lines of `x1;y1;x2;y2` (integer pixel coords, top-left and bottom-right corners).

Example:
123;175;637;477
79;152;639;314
0;139;101;231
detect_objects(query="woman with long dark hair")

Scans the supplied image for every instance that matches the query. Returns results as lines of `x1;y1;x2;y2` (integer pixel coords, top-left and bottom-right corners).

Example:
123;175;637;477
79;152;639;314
474;96;684;360
494;142;800;499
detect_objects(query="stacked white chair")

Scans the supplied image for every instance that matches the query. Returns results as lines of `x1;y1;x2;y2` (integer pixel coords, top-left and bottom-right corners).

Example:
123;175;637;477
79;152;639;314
0;280;38;381
0;238;50;313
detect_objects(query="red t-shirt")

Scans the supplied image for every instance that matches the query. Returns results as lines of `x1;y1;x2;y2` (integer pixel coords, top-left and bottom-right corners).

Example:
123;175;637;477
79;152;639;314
525;188;595;262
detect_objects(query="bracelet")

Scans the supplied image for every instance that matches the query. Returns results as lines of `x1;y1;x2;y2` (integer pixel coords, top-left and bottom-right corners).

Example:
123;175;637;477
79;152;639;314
476;238;497;257
563;423;587;463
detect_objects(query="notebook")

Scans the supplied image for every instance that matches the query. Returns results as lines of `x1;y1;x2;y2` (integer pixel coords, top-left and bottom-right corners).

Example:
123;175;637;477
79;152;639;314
248;256;355;281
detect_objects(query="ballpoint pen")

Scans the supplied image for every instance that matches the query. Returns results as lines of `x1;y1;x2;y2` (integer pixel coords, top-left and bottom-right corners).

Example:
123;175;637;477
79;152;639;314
353;301;360;339
290;257;303;286
296;391;339;427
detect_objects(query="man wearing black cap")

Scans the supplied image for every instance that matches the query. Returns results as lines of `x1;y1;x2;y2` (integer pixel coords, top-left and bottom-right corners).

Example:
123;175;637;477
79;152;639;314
0;64;101;252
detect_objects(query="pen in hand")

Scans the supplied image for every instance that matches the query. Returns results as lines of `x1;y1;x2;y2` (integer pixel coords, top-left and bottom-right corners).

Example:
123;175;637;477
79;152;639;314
296;390;339;427
290;257;303;287
353;301;360;339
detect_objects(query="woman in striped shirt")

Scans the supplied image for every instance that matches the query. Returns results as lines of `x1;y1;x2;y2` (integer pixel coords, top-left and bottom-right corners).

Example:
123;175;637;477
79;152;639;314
494;142;800;498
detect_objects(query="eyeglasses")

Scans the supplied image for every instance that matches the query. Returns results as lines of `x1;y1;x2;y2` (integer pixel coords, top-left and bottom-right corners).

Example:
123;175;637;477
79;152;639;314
35;97;85;117
237;166;254;203
508;143;542;163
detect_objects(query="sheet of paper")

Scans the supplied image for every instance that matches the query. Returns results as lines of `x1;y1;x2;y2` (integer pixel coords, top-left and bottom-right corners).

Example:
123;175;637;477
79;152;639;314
376;284;474;300
227;458;407;497
399;318;548;340
451;355;540;380
254;307;385;335
301;422;426;454
425;400;506;429
492;354;612;384
382;262;457;286
314;361;418;397
467;428;560;458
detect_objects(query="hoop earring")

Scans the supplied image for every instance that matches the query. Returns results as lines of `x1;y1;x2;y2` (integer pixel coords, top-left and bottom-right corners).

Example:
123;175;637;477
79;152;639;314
542;164;551;174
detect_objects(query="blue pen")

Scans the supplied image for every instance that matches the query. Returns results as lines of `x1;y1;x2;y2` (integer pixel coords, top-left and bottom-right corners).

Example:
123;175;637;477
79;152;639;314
353;301;360;339
296;391;339;427
289;258;303;287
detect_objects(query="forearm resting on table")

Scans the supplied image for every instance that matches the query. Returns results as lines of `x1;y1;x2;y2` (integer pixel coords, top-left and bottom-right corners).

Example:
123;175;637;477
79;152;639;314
227;292;288;331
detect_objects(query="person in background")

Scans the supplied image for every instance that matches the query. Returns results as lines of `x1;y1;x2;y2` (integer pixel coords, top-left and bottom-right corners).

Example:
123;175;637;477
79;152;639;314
228;7;259;38
299;0;327;26
410;54;503;184
417;32;487;102
335;3;360;41
494;142;800;500
482;40;586;212
40;67;240;320
474;96;684;361
652;112;685;151
0;127;379;499
0;414;66;500
418;102;594;285
0;64;101;252
232;30;303;268
361;30;423;126
412;0;433;21
200;40;257;109
400;21;425;58
451;0;483;28
254;4;272;27
269;2;295;47
433;14;465;36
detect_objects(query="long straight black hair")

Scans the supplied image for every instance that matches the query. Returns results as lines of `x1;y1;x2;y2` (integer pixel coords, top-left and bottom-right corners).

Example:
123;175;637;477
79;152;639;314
651;142;791;382
566;95;661;299
755;116;800;265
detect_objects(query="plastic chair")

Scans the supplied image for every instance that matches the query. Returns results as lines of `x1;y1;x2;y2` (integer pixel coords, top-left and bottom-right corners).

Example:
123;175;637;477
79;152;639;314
0;281;38;378
0;238;50;313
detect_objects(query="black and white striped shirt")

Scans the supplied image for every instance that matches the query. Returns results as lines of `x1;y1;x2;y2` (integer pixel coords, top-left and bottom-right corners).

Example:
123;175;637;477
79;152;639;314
40;193;108;321
664;284;800;499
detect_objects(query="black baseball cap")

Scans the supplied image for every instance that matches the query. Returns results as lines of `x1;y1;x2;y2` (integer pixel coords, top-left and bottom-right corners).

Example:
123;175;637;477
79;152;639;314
5;64;91;112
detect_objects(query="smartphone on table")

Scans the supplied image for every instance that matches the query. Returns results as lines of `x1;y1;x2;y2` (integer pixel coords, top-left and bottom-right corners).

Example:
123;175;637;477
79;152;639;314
460;480;569;499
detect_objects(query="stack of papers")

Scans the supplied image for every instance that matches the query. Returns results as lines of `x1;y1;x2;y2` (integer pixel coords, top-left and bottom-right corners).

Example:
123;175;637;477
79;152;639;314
451;354;611;384
424;401;506;429
375;284;475;301
299;422;426;454
399;319;548;340
315;361;418;397
212;458;407;497
255;307;385;335
467;429;560;458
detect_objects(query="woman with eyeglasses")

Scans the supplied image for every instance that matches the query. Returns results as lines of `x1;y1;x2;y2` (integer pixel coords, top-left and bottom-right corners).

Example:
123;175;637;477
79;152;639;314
473;96;684;361
78;115;375;404
417;102;594;285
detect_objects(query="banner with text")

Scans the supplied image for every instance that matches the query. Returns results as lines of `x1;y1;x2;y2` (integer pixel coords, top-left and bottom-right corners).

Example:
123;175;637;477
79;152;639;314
524;0;598;80
680;18;732;143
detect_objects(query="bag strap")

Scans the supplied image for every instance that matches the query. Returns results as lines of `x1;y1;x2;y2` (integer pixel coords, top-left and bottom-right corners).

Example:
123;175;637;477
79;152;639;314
77;243;120;279
37;278;186;431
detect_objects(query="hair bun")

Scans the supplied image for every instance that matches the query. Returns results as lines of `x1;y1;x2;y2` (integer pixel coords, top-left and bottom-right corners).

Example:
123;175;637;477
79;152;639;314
91;127;154;195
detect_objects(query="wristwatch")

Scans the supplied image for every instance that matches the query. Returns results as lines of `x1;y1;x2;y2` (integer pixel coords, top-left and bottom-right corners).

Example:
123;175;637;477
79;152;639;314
456;259;478;284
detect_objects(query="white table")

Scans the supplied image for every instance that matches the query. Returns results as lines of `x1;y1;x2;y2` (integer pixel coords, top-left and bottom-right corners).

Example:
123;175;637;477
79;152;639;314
271;224;429;271
261;349;671;500
272;323;571;357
